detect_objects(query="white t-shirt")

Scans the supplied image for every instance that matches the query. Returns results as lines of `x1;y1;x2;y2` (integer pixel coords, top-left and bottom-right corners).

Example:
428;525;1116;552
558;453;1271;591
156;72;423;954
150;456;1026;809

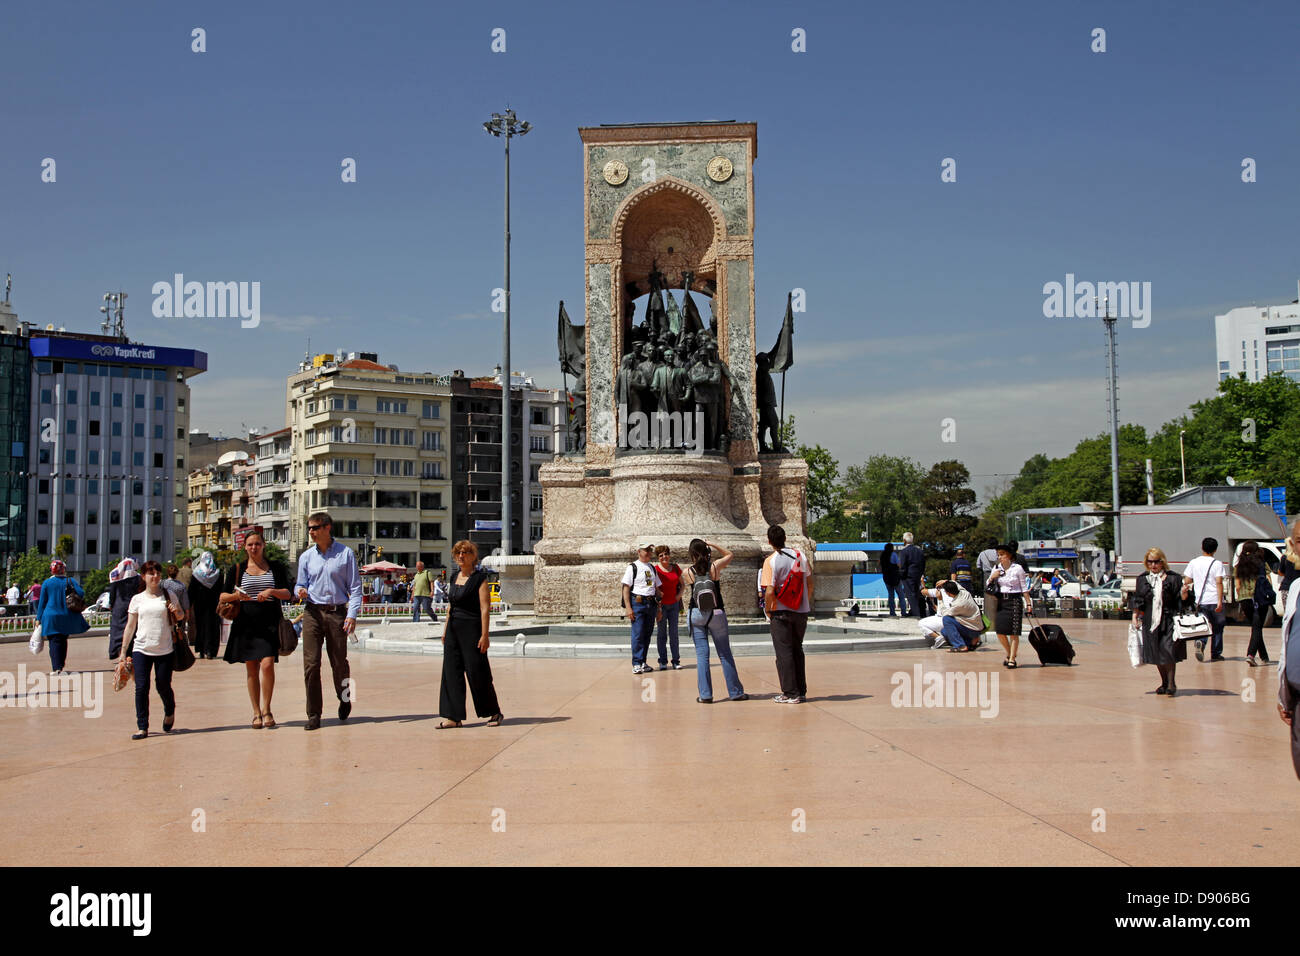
621;560;661;597
5;585;18;604
1185;555;1225;607
128;591;178;657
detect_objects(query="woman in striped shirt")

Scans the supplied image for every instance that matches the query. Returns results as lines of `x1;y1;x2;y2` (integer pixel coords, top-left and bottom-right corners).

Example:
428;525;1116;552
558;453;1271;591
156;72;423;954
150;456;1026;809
987;543;1032;669
221;531;295;728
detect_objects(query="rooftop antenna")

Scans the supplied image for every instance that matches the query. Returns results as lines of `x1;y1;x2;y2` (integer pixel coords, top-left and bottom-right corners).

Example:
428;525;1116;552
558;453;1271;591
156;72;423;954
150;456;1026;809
3;273;11;305
99;290;127;338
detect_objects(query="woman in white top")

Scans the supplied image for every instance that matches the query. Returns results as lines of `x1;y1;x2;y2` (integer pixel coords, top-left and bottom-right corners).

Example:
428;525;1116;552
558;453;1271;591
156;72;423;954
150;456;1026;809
117;561;185;739
987;544;1032;669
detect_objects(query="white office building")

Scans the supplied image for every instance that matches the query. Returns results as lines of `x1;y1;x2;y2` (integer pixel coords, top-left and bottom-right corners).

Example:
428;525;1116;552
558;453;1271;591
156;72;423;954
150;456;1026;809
1214;281;1300;383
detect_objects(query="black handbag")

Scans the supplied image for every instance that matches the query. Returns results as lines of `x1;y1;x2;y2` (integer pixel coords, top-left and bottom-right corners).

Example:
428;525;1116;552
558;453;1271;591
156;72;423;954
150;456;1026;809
278;610;298;657
172;629;196;671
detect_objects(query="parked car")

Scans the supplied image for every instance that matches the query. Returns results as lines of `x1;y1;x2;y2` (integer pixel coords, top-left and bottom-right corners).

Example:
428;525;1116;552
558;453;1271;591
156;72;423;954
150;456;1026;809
1027;567;1092;599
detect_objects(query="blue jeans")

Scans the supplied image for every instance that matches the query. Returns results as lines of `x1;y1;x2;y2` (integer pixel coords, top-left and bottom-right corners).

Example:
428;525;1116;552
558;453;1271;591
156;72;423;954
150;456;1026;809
132;651;175;731
886;581;909;615
47;634;68;671
940;617;982;650
1196;604;1225;658
657;602;681;666
690;608;744;700
412;595;431;622
630;601;656;666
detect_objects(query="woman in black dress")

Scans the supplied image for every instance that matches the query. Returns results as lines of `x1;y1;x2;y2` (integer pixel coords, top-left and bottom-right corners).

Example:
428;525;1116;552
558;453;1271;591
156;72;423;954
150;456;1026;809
437;540;503;729
1131;547;1190;697
220;531;294;728
187;550;223;659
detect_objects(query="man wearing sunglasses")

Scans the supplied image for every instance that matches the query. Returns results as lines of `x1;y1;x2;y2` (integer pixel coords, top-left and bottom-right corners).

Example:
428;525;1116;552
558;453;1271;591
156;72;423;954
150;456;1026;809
295;512;363;731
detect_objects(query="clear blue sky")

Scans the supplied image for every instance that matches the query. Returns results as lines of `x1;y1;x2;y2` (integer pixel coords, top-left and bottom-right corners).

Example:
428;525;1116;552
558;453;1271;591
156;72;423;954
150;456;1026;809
4;0;1298;498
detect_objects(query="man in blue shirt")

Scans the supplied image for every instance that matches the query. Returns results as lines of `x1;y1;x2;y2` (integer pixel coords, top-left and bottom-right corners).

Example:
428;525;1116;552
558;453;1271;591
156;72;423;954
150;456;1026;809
295;511;363;731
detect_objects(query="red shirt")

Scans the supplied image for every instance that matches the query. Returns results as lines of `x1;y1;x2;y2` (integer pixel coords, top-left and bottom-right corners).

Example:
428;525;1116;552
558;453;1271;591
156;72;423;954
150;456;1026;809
656;563;682;605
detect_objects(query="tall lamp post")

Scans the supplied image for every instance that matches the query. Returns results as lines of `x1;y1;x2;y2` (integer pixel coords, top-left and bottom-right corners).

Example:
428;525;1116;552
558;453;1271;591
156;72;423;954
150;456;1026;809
1178;429;1187;489
483;108;531;556
1101;297;1122;565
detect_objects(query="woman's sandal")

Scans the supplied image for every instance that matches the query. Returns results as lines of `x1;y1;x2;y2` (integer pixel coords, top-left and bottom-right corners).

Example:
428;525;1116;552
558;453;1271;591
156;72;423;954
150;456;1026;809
252;714;264;729
262;712;276;729
436;719;462;729
487;713;504;726
1006;660;1018;669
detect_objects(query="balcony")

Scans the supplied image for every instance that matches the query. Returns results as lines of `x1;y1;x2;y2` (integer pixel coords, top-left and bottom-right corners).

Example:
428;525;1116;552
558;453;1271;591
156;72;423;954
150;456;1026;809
467;441;498;456
467;412;500;427
467;500;499;516
467;471;500;487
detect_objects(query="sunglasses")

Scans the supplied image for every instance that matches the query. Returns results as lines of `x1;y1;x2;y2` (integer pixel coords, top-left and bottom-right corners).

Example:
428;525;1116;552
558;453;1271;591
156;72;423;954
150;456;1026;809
308;525;324;531
1146;559;1164;565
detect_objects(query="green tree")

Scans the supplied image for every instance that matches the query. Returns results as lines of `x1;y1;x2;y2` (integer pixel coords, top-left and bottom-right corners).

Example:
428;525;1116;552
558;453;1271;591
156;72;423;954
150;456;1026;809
781;414;843;521
916;460;978;553
841;455;926;542
82;566;112;603
54;535;74;561
10;547;52;590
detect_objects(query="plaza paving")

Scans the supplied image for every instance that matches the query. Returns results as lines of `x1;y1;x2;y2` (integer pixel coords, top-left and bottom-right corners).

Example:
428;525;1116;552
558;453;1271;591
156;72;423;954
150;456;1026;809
1;618;1295;866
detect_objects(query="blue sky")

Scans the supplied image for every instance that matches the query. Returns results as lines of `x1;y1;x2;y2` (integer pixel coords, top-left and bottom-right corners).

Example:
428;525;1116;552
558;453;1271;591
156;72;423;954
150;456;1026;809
4;0;1298;498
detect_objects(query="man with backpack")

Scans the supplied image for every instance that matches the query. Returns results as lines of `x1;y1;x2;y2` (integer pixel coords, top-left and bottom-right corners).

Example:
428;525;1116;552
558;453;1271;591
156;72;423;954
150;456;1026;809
622;543;663;674
761;525;814;704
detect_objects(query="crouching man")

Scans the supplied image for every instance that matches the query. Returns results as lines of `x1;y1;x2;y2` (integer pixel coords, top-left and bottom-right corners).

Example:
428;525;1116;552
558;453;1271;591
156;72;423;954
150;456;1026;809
918;580;984;652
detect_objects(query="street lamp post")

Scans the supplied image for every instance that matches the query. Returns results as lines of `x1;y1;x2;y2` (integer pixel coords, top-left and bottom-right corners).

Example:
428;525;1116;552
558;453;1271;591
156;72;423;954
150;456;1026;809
483;108;531;557
1100;296;1122;564
1179;429;1187;489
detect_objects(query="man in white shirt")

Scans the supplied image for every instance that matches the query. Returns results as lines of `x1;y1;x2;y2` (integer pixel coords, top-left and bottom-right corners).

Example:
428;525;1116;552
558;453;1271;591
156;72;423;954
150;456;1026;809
1182;536;1226;662
621;544;662;674
917;580;984;651
5;583;19;608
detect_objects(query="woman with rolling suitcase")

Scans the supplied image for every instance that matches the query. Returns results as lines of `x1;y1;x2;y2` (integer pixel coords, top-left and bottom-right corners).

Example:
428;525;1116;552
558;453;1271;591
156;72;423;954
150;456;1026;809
987;544;1030;668
1131;548;1190;697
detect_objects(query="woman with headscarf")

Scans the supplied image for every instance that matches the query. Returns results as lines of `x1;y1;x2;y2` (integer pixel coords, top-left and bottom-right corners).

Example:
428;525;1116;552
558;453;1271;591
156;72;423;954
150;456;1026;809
1131;547;1190;697
187;551;223;660
35;560;89;675
106;557;143;661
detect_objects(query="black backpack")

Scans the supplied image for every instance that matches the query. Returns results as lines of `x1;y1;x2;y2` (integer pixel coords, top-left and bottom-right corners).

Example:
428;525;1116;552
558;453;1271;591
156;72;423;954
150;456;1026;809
1255;571;1277;609
694;575;721;613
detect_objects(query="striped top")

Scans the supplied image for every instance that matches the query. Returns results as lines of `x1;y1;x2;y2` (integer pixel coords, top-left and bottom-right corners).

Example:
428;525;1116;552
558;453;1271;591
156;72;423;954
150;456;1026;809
241;569;276;598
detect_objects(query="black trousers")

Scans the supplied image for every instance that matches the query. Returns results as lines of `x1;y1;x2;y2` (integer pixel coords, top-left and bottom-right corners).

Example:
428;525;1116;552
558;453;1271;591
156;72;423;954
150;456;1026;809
769;611;808;698
1246;603;1270;660
1291;680;1300;780
907;577;925;618
440;615;500;721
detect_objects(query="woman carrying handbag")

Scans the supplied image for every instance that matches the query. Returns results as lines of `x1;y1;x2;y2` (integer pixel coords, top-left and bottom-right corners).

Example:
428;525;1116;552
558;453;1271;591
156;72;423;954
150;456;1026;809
1132;547;1191;697
117;561;186;739
220;530;294;729
35;560;89;675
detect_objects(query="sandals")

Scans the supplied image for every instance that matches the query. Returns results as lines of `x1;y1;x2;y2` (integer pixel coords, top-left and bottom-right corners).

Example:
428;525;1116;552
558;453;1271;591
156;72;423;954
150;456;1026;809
487;713;504;726
1006;660;1017;669
262;712;276;729
436;719;462;729
252;714;264;729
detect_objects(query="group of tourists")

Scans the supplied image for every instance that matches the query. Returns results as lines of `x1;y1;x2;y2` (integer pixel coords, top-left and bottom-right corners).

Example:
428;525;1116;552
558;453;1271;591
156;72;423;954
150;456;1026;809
620;525;814;704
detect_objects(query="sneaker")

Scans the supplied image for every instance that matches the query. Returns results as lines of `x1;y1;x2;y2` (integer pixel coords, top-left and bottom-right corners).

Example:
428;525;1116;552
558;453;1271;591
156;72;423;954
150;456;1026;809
1195;641;1205;662
658;663;668;670
632;664;648;674
1247;655;1258;667
642;664;655;672
773;694;801;704
673;663;684;670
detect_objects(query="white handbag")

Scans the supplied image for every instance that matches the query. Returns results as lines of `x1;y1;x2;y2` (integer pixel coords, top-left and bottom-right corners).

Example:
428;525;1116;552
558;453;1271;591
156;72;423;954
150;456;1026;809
28;623;43;655
1173;611;1212;641
1127;623;1143;668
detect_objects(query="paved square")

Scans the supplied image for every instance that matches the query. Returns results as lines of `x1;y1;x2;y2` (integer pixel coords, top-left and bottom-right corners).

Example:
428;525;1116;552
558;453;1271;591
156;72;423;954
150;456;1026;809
1;619;1295;866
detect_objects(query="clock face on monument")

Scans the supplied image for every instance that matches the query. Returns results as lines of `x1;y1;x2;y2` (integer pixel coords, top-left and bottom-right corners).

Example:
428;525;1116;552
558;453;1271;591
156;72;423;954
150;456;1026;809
602;160;629;185
706;155;733;183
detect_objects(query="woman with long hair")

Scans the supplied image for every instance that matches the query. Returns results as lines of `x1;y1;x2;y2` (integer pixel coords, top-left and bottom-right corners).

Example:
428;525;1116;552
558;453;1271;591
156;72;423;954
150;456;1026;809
117;561;185;739
654;545;684;670
1132;547;1190;696
986;544;1030;668
680;538;746;703
437;540;503;728
220;531;294;729
35;560;89;675
1236;540;1272;666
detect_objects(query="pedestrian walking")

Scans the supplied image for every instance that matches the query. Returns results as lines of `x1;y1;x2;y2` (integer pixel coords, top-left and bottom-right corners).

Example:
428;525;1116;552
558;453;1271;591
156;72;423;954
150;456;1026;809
437;540;503;728
294;512;362;731
1280;518;1300;607
654;545;684;670
188;551;223;659
681;538;746;702
162;564;192;645
621;543;662;674
117;561;185;739
1236;541;1274;666
222;530;294;729
987;544;1030;668
411;562;433;622
761;525;814;703
1182;537;1227;663
1132;547;1189;697
1275;584;1300;778
106;558;143;660
35;560;89;675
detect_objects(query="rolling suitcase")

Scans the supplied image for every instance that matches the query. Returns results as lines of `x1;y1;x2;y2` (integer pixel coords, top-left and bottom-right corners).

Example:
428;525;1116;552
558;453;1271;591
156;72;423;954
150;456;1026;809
1026;613;1076;665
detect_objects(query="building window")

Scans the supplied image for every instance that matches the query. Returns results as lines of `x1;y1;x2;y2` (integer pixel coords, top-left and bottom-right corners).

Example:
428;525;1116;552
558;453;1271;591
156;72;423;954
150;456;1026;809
420;492;443;509
178;397;185;411
134;422;145;438
530;435;549;452
109;540;120;555
112;422;122;437
531;408;548;425
88;509;97;524
39;449;50;464
305;461;316;478
89;420;100;436
65;450;76;464
154;453;164;468
37;509;48;525
133;452;144;466
420;522;443;540
530;465;540;482
375;459;388;475
376;398;408;414
135;394;144;409
375;427;388;445
64;509;75;524
110;480;121;495
154;425;163;439
38;479;49;494
88;479;98;494
111;451;121;466
154;396;164;411
113;393;122;407
132;539;142;553
64;480;75;495
40;388;52;404
423;401;441;419
530;493;543;511
531;523;543;541
422;431;442;451
65;419;76;435
90;390;100;406
421;462;443;479
86;540;97;555
89;450;99;465
403;460;414;476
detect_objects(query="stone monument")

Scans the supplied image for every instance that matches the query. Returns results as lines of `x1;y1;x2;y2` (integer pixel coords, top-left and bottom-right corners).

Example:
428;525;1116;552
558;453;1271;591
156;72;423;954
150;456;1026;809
535;122;809;619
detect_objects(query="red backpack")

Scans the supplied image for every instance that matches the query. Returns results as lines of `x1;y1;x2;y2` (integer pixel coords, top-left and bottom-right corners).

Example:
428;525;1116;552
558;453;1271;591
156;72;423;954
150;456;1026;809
774;550;806;610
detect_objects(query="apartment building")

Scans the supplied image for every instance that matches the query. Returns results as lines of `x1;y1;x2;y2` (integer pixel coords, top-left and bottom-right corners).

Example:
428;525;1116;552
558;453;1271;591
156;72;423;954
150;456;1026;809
253;427;292;550
1214;280;1300;383
286;353;453;568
